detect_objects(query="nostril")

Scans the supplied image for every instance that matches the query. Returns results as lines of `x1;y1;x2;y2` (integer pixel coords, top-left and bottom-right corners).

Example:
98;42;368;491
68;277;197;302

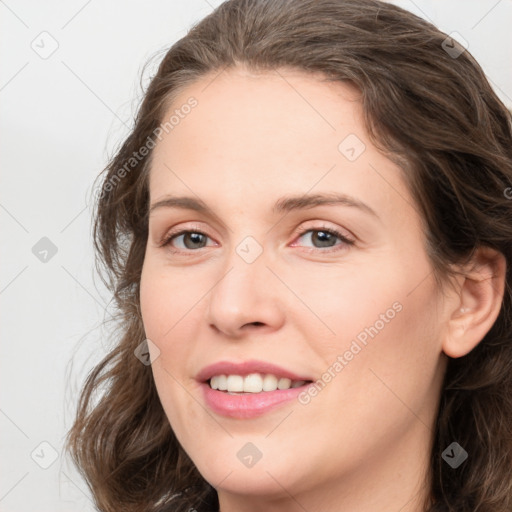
245;322;264;327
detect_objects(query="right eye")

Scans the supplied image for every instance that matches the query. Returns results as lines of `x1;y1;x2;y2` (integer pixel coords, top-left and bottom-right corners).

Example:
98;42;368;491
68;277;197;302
159;228;217;252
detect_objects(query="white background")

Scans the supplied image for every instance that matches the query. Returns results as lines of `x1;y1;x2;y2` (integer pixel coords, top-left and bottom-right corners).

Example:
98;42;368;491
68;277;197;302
1;1;511;510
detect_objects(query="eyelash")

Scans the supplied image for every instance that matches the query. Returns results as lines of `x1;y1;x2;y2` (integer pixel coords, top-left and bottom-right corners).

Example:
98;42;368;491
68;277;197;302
158;223;355;255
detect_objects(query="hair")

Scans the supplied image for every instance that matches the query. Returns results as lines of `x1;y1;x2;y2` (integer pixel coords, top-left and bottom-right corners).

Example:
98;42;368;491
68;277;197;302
65;1;512;511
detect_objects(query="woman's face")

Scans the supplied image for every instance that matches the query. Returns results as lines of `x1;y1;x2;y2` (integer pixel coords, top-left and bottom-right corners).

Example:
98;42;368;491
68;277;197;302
140;67;449;509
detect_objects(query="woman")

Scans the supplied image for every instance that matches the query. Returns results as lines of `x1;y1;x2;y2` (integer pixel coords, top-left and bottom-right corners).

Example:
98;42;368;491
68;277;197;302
66;1;512;511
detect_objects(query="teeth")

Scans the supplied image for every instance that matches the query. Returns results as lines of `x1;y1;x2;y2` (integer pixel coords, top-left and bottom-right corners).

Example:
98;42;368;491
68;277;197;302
262;374;278;391
277;377;292;390
226;375;244;392
209;373;307;393
244;373;263;392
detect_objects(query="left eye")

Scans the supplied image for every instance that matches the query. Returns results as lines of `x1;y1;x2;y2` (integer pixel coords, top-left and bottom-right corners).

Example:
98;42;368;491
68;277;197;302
293;227;354;251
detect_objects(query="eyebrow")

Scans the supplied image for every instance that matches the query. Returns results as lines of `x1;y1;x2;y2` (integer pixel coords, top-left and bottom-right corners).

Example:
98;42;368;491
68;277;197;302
149;192;379;219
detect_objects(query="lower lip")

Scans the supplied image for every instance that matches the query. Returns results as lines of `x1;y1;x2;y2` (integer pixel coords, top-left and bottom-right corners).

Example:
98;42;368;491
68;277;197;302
200;382;311;419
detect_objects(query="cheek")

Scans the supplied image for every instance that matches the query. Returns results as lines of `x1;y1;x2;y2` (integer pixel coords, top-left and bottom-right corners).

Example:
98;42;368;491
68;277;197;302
369;280;444;399
139;259;204;340
327;273;443;439
139;260;208;421
302;247;443;417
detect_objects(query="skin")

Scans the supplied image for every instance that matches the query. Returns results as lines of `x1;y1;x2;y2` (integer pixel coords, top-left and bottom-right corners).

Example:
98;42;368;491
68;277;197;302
139;66;506;512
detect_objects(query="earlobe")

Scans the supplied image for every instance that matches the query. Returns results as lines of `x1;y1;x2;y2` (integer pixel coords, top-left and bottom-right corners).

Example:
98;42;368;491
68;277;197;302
442;247;507;359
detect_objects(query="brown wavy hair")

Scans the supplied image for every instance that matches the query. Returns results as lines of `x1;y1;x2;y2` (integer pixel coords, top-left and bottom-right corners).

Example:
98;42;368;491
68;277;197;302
65;1;512;511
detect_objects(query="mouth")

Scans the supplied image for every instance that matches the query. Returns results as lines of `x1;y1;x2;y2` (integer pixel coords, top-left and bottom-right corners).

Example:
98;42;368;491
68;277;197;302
201;374;313;420
196;361;315;419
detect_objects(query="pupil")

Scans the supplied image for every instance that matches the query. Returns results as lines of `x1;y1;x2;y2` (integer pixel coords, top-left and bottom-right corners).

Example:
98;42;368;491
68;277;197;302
186;233;205;249
314;231;334;247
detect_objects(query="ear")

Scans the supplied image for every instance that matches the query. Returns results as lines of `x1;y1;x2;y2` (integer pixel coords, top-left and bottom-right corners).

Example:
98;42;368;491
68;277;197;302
442;246;507;358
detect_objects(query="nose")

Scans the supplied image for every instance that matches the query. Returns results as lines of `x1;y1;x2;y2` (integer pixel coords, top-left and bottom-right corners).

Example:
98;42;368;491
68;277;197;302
205;243;285;338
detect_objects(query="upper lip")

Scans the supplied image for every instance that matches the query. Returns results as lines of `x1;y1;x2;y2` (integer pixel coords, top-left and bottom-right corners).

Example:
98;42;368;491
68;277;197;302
196;360;313;383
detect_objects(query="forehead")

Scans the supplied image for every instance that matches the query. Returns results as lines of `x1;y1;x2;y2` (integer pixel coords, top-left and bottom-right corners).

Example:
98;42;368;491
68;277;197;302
151;67;363;173
147;66;415;227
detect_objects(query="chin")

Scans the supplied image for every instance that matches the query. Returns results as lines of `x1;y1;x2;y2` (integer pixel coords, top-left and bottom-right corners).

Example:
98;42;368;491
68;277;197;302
201;463;298;498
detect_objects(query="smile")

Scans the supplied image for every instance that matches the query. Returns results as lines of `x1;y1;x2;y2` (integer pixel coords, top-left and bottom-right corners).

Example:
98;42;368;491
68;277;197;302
201;381;313;419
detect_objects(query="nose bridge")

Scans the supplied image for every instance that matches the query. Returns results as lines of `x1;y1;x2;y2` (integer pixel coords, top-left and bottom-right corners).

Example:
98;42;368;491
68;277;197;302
205;230;284;335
